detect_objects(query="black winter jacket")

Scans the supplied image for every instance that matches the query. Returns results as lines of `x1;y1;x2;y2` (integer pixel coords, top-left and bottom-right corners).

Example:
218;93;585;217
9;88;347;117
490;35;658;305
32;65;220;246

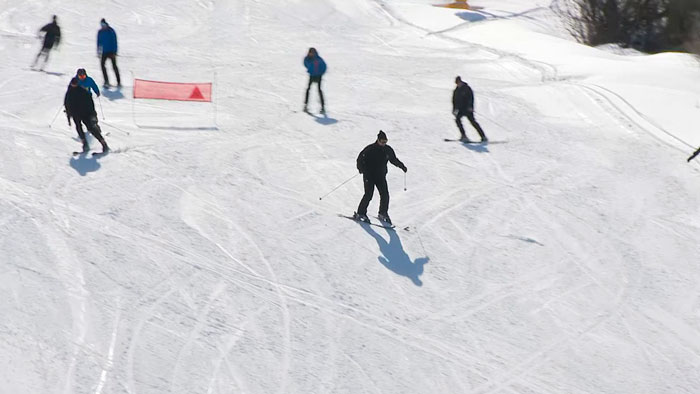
40;22;61;48
64;85;96;121
452;83;474;111
357;142;405;178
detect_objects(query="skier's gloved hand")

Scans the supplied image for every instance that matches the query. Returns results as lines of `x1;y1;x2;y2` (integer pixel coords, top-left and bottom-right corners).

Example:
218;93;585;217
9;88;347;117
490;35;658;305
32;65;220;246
401;165;407;173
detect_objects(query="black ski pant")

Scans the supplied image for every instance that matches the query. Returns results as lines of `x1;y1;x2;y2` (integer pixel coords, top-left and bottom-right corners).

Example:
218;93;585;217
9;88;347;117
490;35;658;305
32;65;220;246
357;174;390;216
101;52;121;86
72;115;108;150
33;45;52;67
456;110;486;140
304;75;325;109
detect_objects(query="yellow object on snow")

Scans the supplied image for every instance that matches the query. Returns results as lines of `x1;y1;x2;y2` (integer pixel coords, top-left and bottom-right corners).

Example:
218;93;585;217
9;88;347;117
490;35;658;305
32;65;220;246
434;0;470;9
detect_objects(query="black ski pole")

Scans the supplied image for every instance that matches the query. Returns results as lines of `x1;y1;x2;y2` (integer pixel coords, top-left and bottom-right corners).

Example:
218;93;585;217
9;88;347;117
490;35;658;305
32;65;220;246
102;120;131;136
319;173;360;200
49;105;63;128
98;96;105;120
404;172;407;191
689;147;700;162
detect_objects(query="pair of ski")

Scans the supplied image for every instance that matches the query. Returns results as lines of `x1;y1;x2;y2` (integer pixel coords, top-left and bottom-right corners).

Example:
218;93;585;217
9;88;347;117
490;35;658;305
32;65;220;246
444;138;506;144
303;108;326;116
73;150;109;158
338;214;395;229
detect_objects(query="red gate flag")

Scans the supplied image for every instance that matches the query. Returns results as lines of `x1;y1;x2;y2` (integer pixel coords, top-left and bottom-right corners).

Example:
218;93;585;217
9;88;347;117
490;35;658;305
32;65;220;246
133;79;212;102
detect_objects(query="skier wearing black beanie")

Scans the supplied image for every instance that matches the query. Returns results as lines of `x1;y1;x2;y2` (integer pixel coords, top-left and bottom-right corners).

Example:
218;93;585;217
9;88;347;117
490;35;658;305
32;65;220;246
354;130;407;225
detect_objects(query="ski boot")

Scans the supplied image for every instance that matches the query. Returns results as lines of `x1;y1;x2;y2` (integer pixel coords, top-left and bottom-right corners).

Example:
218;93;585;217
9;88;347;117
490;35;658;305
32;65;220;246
377;213;392;225
97;137;110;154
459;135;471;143
353;212;370;223
481;137;488;143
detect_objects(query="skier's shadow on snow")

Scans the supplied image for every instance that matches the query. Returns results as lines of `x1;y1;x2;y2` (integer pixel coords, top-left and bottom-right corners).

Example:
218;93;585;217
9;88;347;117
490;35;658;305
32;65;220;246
359;223;429;286
69;154;101;176
101;89;124;101
455;12;487;23
307;112;338;125
461;141;490;153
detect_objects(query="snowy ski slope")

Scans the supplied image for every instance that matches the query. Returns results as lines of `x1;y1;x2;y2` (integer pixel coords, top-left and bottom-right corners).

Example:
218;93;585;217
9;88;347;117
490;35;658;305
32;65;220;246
1;0;700;393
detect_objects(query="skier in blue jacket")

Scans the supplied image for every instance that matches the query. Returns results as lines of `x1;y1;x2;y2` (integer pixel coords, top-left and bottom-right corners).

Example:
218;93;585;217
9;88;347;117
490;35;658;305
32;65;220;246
97;18;121;87
76;68;100;97
303;47;326;113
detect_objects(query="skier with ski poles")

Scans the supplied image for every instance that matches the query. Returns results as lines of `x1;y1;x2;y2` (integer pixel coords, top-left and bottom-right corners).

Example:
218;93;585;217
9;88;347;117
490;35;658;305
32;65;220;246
453;76;487;143
97;18;121;88
303;47;326;114
32;15;61;70
64;78;109;155
353;130;407;226
65;70;99;137
689;147;700;162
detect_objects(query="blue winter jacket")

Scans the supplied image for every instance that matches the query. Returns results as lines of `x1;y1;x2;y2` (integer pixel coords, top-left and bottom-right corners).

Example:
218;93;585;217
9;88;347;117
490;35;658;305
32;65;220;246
304;55;326;77
78;76;100;96
97;26;118;54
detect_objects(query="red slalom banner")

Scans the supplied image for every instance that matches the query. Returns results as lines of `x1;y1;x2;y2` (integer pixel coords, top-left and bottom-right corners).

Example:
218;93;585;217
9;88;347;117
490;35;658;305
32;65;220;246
133;79;212;102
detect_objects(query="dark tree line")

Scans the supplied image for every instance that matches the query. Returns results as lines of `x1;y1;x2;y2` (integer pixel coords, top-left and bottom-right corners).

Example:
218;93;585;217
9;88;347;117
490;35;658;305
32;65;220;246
554;0;700;54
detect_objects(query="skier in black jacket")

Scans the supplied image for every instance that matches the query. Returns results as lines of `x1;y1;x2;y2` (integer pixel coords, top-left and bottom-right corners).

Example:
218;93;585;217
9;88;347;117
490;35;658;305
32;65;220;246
354;130;407;225
64;78;109;154
689;147;700;162
32;15;61;70
453;76;487;142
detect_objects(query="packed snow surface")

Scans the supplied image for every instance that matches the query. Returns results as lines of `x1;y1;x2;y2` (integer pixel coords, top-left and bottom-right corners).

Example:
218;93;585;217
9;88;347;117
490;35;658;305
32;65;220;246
1;0;700;393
